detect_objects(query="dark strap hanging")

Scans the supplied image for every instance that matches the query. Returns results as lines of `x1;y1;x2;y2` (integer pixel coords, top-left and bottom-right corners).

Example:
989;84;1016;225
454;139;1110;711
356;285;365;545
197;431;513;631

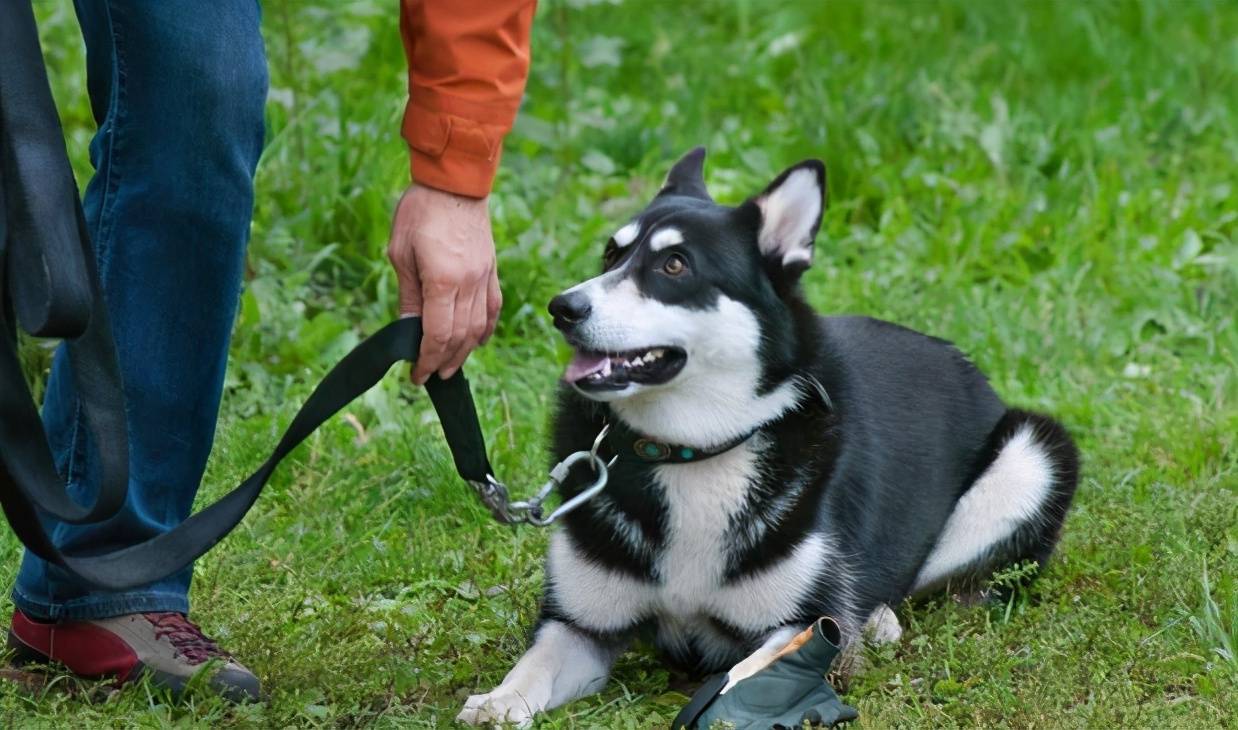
0;0;493;590
2;9;860;728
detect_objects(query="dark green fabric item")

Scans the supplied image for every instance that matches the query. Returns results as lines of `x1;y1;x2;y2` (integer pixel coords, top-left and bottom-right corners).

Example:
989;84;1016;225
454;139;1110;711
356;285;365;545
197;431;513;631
673;618;858;730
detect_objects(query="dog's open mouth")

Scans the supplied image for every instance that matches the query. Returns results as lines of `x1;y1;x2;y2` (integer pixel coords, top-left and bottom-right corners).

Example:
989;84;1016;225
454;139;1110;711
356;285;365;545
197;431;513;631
564;346;687;390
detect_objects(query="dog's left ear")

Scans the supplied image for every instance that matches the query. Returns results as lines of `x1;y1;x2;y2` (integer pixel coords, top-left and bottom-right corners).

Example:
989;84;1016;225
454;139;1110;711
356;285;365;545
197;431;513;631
658;146;712;201
744;160;827;281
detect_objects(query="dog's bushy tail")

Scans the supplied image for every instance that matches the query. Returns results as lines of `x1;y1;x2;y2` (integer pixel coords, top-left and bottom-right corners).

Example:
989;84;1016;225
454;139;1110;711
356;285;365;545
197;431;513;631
912;409;1080;594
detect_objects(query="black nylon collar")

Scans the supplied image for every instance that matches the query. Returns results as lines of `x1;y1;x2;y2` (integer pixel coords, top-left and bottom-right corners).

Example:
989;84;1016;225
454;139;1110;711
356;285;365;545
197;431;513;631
605;420;761;464
602;375;833;465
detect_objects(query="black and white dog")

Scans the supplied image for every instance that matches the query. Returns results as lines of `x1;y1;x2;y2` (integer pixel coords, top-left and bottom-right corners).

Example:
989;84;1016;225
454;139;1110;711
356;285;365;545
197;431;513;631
459;148;1079;726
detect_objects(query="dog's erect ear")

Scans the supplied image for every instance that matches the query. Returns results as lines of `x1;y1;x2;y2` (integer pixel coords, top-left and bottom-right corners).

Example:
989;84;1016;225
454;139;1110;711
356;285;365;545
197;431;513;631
658;146;712;201
746;160;826;279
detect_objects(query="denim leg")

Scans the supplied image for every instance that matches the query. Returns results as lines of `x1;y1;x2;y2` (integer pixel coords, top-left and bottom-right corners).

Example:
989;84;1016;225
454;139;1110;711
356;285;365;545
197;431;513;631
12;0;267;620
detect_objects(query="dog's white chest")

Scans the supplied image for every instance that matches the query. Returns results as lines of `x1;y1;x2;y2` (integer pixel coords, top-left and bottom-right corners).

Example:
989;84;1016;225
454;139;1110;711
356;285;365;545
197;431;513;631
651;447;754;611
548;441;827;642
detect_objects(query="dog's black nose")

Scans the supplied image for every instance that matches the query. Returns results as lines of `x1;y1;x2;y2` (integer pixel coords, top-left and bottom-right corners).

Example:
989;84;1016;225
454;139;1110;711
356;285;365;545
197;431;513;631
548;291;592;330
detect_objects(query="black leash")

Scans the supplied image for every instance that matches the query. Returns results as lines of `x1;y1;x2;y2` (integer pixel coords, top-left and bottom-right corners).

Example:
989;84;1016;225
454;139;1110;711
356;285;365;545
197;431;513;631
0;0;610;591
1;9;857;728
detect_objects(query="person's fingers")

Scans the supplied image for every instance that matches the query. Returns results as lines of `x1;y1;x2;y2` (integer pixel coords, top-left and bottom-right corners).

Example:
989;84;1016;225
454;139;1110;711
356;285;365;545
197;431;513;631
481;264;502;345
412;279;457;384
435;276;481;380
440;274;489;379
387;205;423;319
395;260;423;317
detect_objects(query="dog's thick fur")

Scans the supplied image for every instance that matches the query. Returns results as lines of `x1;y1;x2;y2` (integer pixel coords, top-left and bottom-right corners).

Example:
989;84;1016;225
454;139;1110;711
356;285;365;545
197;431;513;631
458;149;1079;726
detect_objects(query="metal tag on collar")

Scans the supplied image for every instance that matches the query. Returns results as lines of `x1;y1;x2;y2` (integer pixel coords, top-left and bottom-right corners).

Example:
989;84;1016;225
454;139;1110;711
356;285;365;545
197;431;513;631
634;437;672;461
472;425;615;527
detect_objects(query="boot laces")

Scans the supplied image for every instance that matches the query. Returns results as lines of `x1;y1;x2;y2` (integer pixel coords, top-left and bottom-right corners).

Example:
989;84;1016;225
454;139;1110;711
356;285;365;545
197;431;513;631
144;612;228;665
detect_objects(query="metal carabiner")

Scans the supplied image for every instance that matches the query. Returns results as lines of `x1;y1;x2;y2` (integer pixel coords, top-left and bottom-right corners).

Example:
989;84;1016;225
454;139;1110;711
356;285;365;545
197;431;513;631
470;424;615;527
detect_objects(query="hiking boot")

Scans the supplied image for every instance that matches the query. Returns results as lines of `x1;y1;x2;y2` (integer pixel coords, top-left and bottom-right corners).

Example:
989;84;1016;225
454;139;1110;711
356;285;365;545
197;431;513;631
6;609;260;702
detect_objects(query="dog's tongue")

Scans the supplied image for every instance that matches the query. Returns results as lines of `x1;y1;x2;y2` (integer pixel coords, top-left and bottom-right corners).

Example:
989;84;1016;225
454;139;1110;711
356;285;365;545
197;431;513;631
564;351;610;382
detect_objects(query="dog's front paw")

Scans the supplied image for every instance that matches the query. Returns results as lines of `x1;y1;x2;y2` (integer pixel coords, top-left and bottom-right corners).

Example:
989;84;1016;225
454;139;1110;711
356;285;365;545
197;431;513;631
862;603;903;645
456;686;546;728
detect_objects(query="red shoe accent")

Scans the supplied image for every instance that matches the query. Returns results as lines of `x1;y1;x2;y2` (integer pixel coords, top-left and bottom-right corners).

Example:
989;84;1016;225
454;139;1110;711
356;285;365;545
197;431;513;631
9;610;141;680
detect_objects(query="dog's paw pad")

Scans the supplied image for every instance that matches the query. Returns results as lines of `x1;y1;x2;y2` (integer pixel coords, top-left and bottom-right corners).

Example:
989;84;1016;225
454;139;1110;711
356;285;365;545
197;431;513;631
456;689;538;727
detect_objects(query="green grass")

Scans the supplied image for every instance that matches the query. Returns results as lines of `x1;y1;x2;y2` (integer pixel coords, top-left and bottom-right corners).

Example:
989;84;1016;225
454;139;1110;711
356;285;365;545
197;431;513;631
5;0;1236;726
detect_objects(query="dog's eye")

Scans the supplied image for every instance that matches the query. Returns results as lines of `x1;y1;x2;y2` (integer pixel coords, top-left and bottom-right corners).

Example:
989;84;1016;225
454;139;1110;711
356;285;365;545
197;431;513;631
602;243;621;270
662;254;688;277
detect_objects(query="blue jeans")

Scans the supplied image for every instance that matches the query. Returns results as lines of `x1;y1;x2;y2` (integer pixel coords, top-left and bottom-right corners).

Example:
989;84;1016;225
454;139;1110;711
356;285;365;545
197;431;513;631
12;0;267;620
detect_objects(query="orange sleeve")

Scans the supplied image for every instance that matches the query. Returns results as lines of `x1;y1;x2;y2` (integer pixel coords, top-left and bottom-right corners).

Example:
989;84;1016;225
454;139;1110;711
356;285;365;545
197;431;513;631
400;0;537;198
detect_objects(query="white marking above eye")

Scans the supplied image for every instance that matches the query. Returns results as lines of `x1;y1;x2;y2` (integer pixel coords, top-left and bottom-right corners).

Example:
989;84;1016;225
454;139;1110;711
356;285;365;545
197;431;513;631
613;221;641;248
649;228;684;251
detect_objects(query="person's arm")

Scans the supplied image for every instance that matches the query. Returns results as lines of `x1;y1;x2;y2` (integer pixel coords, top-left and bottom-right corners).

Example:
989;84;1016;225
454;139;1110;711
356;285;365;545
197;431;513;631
388;0;536;383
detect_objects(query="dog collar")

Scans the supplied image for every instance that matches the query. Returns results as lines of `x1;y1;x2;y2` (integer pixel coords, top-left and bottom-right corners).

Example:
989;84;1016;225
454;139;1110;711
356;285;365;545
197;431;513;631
605;420;761;464
603;373;834;465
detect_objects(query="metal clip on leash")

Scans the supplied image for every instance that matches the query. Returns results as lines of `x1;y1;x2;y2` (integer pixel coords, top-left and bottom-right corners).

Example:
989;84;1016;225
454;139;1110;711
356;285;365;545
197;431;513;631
469;425;615;527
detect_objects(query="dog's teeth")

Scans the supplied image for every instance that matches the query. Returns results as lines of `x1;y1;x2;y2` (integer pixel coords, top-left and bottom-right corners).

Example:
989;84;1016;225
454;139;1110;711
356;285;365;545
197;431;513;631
632;356;644;367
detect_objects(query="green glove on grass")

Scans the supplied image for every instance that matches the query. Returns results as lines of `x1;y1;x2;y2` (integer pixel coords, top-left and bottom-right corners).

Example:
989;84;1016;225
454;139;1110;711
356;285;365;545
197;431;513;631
673;617;858;730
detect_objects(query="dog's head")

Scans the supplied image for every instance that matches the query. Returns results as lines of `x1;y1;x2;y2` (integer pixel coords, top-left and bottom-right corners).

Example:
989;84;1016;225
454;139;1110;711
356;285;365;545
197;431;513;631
549;148;827;445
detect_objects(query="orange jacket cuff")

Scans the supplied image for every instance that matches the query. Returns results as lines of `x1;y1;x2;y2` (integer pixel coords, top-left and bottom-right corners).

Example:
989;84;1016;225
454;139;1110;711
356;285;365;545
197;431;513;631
402;102;505;199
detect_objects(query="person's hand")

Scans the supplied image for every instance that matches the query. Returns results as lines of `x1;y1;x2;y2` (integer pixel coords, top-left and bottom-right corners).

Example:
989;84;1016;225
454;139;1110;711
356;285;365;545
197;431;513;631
387;184;501;384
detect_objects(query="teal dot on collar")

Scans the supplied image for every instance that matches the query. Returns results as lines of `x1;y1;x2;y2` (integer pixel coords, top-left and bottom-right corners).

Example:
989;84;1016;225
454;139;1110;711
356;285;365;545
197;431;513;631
680;447;695;460
635;438;668;460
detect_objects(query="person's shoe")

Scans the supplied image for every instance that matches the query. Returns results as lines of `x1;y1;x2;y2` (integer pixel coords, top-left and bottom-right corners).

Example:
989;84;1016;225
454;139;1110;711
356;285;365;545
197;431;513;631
6;609;260;702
